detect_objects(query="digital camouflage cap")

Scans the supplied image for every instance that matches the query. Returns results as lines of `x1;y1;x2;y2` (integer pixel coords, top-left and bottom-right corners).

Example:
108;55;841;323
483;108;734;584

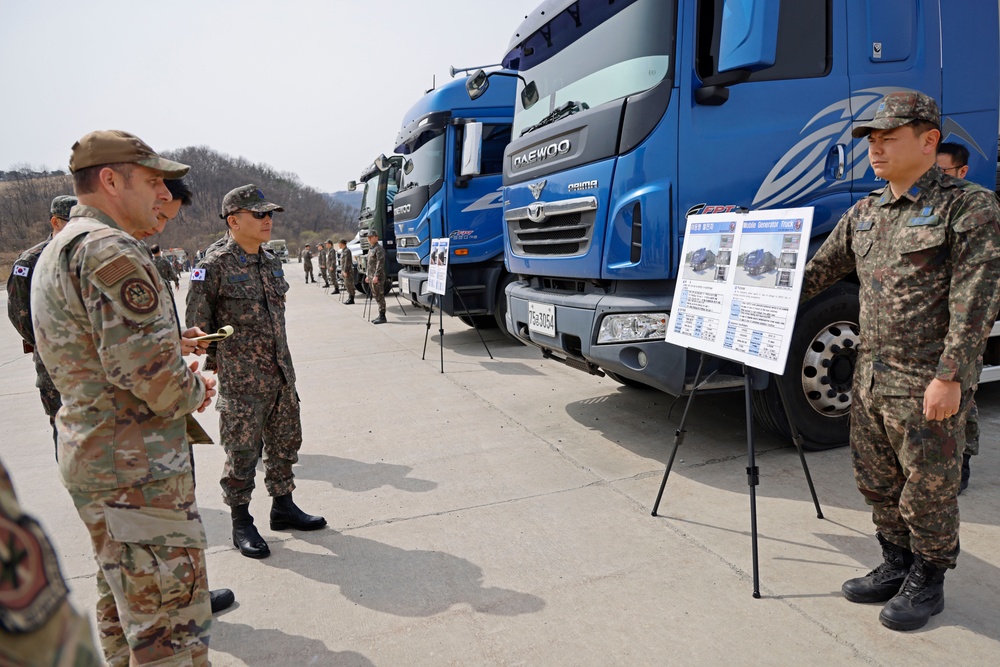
852;91;941;138
50;195;78;219
220;184;285;218
68;130;189;177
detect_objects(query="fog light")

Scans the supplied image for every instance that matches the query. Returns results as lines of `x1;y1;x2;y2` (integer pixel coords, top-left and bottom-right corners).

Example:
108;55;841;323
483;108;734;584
637;350;648;368
597;313;668;344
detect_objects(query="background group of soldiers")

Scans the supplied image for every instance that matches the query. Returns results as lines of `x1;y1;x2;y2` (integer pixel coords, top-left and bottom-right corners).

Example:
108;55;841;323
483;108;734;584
300;238;357;305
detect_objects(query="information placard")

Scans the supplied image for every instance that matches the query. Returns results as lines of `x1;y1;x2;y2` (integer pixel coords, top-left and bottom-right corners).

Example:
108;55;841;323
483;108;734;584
428;237;450;296
666;208;813;374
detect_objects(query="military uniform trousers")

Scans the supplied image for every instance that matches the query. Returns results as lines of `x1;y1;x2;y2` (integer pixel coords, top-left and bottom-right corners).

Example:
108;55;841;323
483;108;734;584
370;280;386;313
71;471;211;666
851;379;969;568
218;383;301;507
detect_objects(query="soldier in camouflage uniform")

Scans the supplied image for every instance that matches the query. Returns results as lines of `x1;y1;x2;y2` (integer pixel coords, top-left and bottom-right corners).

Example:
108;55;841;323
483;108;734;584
302;244;316;283
186;184;326;560
801;92;1000;632
339;238;355;304
318;239;330;287
6;195;76;457
150;243;180;290
326;240;340;294
0;457;102;666
32;130;218;665
365;229;387;323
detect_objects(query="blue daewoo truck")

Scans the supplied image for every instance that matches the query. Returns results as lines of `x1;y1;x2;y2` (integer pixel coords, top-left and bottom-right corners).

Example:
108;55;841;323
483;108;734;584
469;0;1000;448
393;74;517;332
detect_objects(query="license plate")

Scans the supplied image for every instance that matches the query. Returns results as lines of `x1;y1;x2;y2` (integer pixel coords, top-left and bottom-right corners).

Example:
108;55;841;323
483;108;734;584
400;276;410;294
528;302;556;337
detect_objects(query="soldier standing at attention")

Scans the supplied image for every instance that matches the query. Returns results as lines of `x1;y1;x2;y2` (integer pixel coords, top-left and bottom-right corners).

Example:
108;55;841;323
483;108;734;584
318;238;330;287
186;184;326;560
326;240;340;294
339;238;355;304
150;243;180;290
365;228;387;324
7;195;76;456
32;130;218;665
802;92;1000;631
302;243;315;283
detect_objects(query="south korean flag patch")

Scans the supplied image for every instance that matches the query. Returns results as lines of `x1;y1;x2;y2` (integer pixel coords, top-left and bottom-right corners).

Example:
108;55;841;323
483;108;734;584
190;268;207;282
12;265;30;277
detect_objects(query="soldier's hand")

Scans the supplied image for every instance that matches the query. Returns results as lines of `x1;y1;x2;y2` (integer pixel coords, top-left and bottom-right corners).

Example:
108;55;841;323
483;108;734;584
181;327;211;356
923;378;961;421
193;363;217;412
373;276;379;284
365;277;370;284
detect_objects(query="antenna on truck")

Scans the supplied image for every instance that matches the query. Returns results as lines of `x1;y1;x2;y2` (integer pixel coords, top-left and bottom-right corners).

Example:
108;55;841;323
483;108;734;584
449;63;501;78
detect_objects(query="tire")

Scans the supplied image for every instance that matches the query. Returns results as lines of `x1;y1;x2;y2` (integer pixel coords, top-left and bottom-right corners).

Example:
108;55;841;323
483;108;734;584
752;282;860;450
605;370;653;390
458;315;496;329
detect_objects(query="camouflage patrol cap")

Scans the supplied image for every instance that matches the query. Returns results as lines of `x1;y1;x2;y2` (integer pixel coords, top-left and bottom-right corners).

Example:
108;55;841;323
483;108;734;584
220;184;285;218
50;195;78;219
366;229;378;237
852;91;941;138
69;130;189;177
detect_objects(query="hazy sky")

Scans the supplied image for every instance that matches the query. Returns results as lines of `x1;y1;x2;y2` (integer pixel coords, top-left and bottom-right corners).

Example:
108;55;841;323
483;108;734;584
0;0;540;192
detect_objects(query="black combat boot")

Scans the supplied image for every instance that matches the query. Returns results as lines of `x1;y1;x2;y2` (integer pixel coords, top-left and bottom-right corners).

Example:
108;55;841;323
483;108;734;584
879;554;947;631
372;311;387;324
344;296;355;304
270;493;327;531
210;588;236;614
231;504;270;559
842;533;913;603
958;452;971;495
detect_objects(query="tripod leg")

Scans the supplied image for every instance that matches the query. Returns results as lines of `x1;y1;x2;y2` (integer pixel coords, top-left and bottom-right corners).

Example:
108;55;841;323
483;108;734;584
448;268;493;359
439;303;445;373
774;377;824;519
392;285;408;315
422;297;435;360
652;354;706;516
743;366;761;599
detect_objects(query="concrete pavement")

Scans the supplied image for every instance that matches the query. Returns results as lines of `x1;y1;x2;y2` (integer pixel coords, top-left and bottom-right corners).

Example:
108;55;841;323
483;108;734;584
2;260;998;666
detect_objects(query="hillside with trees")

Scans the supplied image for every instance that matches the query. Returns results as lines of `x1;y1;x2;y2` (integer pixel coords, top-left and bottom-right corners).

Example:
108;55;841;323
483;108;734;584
0;146;360;259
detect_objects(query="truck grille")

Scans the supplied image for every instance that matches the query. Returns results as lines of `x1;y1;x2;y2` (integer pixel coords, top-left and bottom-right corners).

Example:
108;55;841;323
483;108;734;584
509;210;596;256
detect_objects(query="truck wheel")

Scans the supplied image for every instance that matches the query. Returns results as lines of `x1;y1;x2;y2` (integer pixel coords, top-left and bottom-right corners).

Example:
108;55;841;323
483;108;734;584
605;370;653;390
495;273;524;344
751;282;859;450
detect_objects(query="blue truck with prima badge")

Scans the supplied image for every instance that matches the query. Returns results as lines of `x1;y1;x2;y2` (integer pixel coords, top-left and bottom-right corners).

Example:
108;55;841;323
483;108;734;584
393;73;518;333
468;0;1000;448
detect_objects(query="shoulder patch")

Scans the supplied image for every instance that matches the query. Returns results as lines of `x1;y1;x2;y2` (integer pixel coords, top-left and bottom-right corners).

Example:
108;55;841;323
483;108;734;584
190;268;207;281
12;264;30;278
95;255;139;286
227;273;250;283
119;278;159;314
0;511;68;633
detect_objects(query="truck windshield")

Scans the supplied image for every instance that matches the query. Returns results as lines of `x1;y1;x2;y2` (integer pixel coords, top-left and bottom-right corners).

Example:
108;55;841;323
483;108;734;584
506;0;675;137
360;174;382;218
397;127;445;190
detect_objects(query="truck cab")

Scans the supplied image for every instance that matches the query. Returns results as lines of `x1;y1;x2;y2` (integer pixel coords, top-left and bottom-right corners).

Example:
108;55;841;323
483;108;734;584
393;74;516;331
473;0;1000;447
348;156;402;291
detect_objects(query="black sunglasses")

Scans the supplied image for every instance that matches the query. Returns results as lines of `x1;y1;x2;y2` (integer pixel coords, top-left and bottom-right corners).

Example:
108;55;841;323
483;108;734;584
245;210;273;220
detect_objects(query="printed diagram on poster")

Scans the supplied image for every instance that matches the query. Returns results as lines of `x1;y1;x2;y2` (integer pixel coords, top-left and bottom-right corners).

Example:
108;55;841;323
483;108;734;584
667;208;813;374
427;237;450;296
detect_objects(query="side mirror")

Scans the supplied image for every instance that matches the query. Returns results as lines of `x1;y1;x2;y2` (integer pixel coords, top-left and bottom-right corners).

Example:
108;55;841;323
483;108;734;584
347;180;358;192
403;158;414;175
718;0;779;73
521;81;540;110
374;154;390;172
460;122;483;178
466;69;489;100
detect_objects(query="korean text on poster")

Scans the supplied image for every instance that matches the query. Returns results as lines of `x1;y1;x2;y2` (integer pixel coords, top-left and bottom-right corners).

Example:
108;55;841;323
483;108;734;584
428;237;450;296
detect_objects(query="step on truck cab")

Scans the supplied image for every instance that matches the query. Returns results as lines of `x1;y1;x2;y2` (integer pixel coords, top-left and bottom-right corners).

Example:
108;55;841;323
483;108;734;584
393;73;517;332
470;0;1000;448
348;156;403;293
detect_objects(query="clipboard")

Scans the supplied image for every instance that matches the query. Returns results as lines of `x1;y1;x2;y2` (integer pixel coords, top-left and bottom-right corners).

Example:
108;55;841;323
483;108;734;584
191;325;234;342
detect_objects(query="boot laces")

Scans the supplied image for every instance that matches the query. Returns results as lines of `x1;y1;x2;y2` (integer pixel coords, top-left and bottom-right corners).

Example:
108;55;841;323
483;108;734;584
898;565;930;600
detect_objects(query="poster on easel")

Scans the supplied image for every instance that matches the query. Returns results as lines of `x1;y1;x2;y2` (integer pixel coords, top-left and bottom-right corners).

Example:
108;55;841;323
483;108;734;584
666;207;814;375
428;237;450;296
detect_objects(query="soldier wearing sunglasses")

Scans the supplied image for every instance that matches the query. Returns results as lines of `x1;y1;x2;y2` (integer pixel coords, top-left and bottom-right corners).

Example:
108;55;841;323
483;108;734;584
186;184;326;561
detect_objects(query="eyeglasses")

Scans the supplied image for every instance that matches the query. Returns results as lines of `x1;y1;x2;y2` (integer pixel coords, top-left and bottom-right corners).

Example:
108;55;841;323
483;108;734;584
244;210;273;220
940;165;965;174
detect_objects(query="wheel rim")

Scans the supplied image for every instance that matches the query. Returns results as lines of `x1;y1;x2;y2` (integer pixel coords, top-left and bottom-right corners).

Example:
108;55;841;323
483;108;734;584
800;320;859;417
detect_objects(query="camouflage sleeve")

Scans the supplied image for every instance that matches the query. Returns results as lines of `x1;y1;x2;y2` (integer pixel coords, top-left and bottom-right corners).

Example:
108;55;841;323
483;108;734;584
184;258;221;370
6;263;34;346
167;260;179;284
800;209;857;302
936;189;1000;383
77;240;205;419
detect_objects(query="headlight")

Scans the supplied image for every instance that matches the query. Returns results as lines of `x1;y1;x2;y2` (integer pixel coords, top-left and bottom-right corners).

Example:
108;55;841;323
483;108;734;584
597;313;668;344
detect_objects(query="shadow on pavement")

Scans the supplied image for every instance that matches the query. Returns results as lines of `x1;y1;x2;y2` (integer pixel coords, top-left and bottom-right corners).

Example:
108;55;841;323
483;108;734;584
295;454;437;494
212;620;374;666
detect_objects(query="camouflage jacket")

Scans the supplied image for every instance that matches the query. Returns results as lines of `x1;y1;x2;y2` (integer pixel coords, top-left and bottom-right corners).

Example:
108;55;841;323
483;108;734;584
367;241;386;281
6;235;62;418
318;247;329;269
340;247;354;278
802;166;1000;396
153;254;179;289
31;206;206;492
302;248;314;268
185;237;295;396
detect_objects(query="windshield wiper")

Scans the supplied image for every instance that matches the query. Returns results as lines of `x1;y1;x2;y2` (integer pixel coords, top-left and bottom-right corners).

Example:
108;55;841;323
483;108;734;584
520;100;589;137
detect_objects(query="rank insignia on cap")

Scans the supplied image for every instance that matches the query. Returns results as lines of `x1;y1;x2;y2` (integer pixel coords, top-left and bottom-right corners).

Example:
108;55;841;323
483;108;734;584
12;265;29;277
190;268;206;281
120;278;159;314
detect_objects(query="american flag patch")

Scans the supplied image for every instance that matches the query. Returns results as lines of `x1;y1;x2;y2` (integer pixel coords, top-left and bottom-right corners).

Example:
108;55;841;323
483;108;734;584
95;255;137;286
190;268;206;281
12;265;29;277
